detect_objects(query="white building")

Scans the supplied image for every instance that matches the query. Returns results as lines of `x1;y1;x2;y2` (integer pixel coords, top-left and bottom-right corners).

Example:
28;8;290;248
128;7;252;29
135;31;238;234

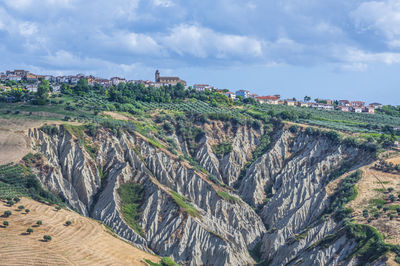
236;90;250;99
194;84;213;92
111;77;126;86
224;91;236;100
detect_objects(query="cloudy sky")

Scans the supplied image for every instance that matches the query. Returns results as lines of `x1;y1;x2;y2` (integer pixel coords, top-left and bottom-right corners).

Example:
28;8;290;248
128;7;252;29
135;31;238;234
1;0;400;104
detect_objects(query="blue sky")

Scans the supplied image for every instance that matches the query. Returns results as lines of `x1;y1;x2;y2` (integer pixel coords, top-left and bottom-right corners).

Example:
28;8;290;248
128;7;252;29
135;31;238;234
1;0;400;104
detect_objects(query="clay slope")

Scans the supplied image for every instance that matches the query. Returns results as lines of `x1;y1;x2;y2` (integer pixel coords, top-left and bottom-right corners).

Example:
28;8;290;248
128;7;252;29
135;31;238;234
0;197;159;266
26;122;381;265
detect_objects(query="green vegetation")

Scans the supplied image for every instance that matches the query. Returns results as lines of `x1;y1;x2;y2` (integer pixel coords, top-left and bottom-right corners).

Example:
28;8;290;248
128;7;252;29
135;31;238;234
117;183;145;236
3;221;9;227
345;222;389;264
27;228;33;234
65;221;72;226
0;163;63;204
145;257;180;266
327;170;362;220
212;142;233;158
216;191;240;203
36;220;42;226
170;191;200;218
43;235;52;241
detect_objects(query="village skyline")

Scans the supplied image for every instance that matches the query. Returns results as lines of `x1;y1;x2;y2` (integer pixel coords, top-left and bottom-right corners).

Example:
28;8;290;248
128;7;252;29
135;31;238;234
1;68;384;113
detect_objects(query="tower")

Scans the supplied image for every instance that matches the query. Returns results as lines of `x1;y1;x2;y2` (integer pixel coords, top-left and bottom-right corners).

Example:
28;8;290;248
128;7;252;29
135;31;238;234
155;70;160;83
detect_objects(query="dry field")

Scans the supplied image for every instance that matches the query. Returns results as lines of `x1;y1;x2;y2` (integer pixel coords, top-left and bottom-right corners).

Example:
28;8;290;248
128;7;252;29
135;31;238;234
0;118;41;165
347;162;400;246
0;198;159;266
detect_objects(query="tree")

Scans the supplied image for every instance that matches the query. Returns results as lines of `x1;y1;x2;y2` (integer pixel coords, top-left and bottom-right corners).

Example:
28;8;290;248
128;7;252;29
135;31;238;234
3;221;8;227
18;205;25;210
7;200;14;206
27;228;33;234
35;79;50;105
36;220;42;226
55;206;61;211
4;210;12;217
25;209;30;214
43;235;52;241
13;197;20;203
304;96;311;102
65;221;72;226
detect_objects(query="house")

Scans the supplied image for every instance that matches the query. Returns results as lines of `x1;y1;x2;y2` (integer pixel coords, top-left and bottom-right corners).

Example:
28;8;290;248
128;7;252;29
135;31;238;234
69;76;80;85
111;77;126;86
297;101;309;107
6;70;29;78
7;75;22;81
311;103;334;110
25;84;38;92
193;84;213;91
338;100;350;106
256;96;280;104
0;72;6;81
224;91;236;100
353;107;363;113
96;79;111;87
56;76;69;84
155;70;187;86
44;75;56;82
351;101;365;108
369;103;383;109
363;106;375;114
284;99;296;106
249;93;259;98
52;85;61;92
394;141;400;148
87;76;96;86
337;106;350;112
315;98;333;105
26;73;39;82
236;90;250;99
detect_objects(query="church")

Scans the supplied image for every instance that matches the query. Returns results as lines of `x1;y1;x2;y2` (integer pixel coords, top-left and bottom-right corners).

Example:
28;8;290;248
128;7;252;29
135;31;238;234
155;70;187;86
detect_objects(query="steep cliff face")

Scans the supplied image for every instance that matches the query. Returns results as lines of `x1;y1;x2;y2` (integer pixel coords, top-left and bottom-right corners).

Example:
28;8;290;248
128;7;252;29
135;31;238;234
28;122;374;266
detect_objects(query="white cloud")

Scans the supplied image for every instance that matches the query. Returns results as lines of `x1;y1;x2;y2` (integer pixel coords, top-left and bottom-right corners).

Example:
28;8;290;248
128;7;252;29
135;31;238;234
352;0;400;47
153;0;175;7
163;24;263;58
18;22;38;36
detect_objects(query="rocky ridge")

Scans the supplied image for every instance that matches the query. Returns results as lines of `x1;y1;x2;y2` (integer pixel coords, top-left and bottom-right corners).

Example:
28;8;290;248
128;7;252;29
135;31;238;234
27;121;374;265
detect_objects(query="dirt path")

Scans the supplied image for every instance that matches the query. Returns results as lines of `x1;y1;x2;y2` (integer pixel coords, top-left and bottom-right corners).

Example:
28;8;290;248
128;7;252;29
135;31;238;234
0;198;159;265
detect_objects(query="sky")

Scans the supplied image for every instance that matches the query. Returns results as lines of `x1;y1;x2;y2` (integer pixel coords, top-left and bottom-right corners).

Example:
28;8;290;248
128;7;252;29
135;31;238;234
1;0;400;104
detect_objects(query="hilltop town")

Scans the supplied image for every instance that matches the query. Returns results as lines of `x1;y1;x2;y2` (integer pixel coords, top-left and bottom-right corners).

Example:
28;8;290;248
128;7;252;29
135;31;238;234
0;69;383;114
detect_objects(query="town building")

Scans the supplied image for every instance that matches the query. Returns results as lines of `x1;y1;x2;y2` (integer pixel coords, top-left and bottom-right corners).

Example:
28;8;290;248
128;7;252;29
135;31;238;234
256;96;280;104
337;106;350;112
194;84;213;91
315;98;333;105
0;72;6;81
111;77;126;86
25;84;38;92
224;91;236;100
6;70;29;78
338;100;350;106
297;101;309;107
236;90;250;99
351;101;365;108
7;75;22;81
353;107;363;113
369;103;383;109
284;99;296;106
363;106;375;114
155;70;187;86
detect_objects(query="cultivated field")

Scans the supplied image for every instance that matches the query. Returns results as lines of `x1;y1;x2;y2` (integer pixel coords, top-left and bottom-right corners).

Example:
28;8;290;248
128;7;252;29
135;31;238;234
0;198;159;265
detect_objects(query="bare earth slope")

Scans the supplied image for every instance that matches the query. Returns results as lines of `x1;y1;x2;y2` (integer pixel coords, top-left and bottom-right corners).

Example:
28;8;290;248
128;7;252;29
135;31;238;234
0;198;158;266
